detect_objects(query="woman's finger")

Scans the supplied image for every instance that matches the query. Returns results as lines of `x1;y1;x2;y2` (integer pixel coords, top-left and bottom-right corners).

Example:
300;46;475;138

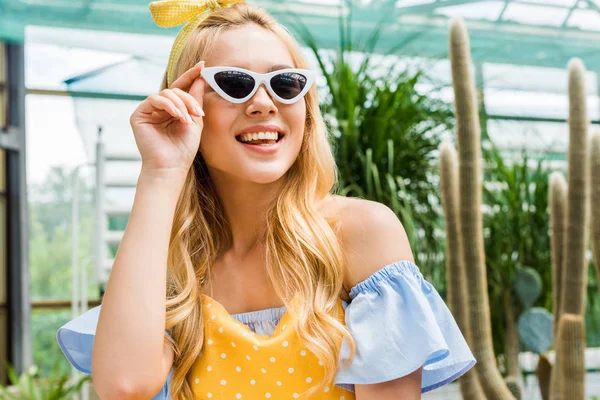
172;88;204;117
188;77;206;113
171;61;204;92
160;89;191;124
139;94;183;120
150;110;173;124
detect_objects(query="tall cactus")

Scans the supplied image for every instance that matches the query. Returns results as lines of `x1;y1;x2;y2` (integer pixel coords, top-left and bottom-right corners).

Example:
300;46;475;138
537;354;552;400
503;289;523;390
549;58;591;400
549;172;567;400
560;59;591;317
557;314;586;400
549;172;567;336
448;17;515;400
591;131;600;290
439;142;486;400
504;376;522;400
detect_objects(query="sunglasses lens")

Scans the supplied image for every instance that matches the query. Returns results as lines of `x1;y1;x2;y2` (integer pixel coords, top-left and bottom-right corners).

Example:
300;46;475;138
270;72;307;100
214;71;255;99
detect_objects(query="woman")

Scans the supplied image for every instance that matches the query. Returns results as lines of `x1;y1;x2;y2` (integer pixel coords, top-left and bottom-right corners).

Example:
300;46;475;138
57;1;476;399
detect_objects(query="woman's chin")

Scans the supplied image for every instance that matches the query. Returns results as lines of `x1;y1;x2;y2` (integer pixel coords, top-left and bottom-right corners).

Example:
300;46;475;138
244;169;288;185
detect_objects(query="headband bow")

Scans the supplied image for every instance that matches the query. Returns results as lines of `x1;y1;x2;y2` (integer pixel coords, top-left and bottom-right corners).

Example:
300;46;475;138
149;0;246;86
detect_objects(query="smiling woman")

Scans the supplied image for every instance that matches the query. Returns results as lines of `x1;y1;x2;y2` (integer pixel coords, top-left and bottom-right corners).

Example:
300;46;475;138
55;1;475;399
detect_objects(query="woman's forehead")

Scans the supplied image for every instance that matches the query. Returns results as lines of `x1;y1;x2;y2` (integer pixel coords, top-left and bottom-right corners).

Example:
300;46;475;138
205;24;295;70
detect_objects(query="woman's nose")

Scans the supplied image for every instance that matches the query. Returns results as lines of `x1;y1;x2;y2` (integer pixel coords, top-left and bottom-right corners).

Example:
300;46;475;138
247;85;278;116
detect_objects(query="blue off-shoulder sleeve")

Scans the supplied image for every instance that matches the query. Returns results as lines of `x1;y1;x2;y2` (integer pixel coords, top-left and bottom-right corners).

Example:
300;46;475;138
334;260;476;393
56;305;172;400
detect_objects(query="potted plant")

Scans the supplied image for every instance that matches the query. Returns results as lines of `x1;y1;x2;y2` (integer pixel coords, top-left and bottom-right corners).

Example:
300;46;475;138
0;362;90;399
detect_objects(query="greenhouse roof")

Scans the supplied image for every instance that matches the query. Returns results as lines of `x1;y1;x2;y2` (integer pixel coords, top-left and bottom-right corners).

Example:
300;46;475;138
2;0;600;71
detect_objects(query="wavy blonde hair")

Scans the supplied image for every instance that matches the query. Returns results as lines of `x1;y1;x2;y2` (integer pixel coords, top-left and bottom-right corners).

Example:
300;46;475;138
160;4;356;399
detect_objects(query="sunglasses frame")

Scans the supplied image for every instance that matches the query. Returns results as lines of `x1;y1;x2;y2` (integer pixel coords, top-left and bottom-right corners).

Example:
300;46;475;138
200;66;316;105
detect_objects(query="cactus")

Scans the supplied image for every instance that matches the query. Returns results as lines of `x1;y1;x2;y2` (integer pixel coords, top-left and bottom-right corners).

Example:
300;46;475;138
557;314;586;400
592;131;600;291
517;307;554;354
549;59;591;400
549;172;567;400
513;267;553;355
537;354;552;400
504;376;522;400
439;142;486;400
549;172;567;336
502;289;522;385
560;59;591;317
514;266;542;309
448;17;515;399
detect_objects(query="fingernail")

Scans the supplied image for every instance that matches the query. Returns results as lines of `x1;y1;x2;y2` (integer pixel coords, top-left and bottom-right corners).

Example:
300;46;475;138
185;113;193;123
195;106;205;117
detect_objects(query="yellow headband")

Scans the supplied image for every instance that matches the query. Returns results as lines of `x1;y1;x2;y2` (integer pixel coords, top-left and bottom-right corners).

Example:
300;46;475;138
149;0;246;87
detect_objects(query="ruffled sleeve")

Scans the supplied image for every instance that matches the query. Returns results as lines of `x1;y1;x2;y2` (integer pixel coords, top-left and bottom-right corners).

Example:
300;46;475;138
56;305;172;400
334;260;476;393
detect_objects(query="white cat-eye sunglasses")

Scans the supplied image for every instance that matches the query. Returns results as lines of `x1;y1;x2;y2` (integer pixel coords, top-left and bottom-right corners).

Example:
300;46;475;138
200;66;316;105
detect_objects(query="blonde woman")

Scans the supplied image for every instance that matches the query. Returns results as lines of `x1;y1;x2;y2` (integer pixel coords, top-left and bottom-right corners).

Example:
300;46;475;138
57;1;475;399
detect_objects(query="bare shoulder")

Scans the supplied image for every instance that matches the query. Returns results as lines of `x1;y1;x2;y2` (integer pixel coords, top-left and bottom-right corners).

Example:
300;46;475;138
322;195;415;293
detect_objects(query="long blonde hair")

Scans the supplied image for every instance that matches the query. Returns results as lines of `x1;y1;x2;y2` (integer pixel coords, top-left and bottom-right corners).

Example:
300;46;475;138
161;4;356;398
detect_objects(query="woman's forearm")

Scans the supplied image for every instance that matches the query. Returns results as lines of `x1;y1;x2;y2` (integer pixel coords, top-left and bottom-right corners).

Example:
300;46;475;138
91;169;186;398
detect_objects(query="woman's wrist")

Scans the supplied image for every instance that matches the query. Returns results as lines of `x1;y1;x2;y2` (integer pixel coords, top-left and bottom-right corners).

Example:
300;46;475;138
138;166;189;192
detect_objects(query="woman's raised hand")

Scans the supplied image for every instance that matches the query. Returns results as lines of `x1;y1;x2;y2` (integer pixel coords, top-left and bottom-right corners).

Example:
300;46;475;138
130;61;206;178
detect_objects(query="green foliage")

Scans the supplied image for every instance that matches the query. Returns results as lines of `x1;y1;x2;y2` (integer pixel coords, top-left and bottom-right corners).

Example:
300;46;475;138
479;142;600;356
0;363;90;400
28;167;98;377
31;310;75;378
293;3;454;288
585;261;600;346
481;145;554;357
28;166;96;301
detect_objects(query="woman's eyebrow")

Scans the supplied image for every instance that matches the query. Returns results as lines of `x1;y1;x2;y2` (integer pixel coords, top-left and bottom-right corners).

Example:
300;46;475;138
268;64;294;72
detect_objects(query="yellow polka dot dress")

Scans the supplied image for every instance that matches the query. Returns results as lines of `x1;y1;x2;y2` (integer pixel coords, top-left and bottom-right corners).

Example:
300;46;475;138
57;260;478;399
187;294;355;399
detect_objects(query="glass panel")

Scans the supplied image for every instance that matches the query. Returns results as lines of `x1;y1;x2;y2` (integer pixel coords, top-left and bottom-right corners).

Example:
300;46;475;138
568;9;600;31
484;62;599;95
502;3;569;25
485;89;600;121
397;0;437;8
26;95;88;183
70;97;142;161
488;119;570;154
25;42;129;91
25;26;170;93
434;1;505;20
26;95;98;302
524;0;577;6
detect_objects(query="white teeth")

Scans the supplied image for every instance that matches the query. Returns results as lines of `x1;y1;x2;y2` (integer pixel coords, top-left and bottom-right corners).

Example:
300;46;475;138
239;131;279;142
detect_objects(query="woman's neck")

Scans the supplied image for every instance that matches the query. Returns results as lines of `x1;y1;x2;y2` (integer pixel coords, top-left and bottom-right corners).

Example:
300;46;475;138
210;170;284;256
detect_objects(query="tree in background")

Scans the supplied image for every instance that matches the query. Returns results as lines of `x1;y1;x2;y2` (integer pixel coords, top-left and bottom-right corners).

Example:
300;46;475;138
28;166;96;377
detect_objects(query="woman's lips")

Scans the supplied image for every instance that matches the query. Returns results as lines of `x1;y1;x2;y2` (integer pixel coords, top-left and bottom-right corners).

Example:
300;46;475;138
237;135;285;155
